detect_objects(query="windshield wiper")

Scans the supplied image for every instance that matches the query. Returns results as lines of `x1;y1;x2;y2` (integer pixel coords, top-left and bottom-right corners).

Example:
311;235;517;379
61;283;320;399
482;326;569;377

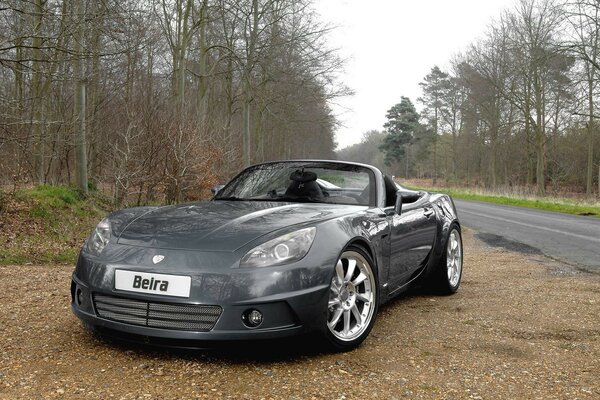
271;196;324;203
215;196;246;201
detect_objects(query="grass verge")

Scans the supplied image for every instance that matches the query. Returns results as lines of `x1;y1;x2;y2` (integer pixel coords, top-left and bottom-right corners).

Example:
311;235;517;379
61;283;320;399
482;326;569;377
407;184;600;217
0;185;112;265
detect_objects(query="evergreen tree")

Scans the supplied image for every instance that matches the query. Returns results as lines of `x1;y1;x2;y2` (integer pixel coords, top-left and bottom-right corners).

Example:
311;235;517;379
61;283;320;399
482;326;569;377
380;97;420;166
418;66;450;184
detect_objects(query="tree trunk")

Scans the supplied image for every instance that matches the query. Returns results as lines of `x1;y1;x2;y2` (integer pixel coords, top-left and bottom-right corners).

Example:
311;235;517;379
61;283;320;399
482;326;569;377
242;87;251;166
534;73;545;196
432;97;438;185
490;106;499;189
177;43;187;117
88;0;103;183
168;0;193;118
31;0;45;183
586;72;595;196
14;36;24;101
405;145;409;178
196;3;208;128
451;112;457;180
240;0;259;167
491;139;497;189
74;0;88;194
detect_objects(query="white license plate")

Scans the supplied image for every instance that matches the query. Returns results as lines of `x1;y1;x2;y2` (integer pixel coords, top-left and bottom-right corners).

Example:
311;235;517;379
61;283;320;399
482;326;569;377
115;270;191;298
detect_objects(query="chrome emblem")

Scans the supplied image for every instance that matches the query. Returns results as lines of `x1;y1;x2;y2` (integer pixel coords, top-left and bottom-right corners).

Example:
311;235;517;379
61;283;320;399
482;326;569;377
152;255;165;264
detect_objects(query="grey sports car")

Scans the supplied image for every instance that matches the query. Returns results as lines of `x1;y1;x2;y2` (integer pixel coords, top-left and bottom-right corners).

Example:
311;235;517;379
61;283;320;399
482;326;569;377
71;160;462;351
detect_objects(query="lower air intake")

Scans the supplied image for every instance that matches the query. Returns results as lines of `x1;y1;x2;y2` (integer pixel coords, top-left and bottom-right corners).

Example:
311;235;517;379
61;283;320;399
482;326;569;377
92;294;222;332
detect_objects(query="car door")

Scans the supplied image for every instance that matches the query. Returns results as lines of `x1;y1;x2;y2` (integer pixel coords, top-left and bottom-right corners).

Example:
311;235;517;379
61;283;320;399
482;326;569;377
387;194;437;289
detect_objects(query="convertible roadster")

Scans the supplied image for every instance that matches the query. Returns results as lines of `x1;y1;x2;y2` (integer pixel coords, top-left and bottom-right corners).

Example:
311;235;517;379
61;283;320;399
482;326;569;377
71;160;462;351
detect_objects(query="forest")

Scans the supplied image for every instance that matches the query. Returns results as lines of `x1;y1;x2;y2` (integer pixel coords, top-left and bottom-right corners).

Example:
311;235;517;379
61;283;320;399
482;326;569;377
1;0;599;206
0;0;344;204
340;0;600;197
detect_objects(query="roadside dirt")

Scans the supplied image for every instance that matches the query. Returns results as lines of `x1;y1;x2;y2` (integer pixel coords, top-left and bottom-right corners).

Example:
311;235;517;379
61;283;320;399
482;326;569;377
0;230;599;399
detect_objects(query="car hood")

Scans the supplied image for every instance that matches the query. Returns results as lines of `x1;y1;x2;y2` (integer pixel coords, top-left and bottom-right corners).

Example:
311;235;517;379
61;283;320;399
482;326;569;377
117;201;365;252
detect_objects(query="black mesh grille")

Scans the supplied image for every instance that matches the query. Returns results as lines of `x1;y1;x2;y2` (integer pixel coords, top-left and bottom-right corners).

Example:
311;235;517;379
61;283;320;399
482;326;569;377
93;294;222;332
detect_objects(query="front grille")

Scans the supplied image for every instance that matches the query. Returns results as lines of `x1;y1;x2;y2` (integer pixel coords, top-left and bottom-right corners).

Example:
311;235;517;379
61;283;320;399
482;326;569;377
92;294;222;331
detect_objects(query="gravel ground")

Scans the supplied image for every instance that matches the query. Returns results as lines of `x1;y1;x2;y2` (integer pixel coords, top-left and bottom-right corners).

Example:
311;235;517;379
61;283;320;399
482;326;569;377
1;230;599;399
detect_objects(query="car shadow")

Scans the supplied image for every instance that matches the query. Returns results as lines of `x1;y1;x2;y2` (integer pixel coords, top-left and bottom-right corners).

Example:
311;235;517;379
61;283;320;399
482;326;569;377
87;325;329;363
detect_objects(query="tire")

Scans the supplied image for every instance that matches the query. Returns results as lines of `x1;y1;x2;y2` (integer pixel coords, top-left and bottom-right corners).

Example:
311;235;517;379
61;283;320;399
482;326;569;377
324;245;379;351
430;224;463;295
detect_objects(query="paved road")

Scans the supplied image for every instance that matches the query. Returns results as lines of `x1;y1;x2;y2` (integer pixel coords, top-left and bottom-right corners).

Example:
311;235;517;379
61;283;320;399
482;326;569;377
454;199;600;271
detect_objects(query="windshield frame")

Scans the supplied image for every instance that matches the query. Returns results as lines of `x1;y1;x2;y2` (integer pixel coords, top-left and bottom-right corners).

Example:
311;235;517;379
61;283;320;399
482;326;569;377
215;161;378;207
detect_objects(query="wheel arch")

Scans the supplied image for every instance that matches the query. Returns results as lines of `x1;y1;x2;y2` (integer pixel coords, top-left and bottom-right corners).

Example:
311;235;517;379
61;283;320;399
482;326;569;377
344;237;378;277
424;217;461;280
346;237;373;257
324;236;381;351
341;237;382;304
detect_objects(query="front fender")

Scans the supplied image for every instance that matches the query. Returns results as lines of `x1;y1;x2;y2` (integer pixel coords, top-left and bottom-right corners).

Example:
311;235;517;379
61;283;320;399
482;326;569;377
307;209;389;298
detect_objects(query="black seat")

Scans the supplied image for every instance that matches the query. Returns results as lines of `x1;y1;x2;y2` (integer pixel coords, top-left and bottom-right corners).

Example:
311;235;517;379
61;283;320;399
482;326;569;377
383;175;422;205
285;170;323;199
383;175;397;207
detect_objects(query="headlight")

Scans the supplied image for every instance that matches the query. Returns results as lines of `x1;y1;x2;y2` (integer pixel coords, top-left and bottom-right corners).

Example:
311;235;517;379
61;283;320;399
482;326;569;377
86;218;111;256
240;227;316;268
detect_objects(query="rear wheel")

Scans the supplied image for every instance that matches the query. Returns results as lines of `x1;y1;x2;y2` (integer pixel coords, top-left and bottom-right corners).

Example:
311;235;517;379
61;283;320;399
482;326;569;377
325;246;378;351
430;225;463;294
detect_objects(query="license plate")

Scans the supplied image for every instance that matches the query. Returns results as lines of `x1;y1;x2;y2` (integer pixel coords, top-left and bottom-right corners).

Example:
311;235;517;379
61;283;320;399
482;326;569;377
115;270;191;298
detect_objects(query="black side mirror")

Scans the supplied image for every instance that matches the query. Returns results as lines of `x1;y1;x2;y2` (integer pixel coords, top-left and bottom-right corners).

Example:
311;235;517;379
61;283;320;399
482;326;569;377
211;185;225;195
394;190;403;215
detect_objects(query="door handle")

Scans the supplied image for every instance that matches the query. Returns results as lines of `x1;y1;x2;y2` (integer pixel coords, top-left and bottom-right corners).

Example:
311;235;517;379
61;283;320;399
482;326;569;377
424;208;434;218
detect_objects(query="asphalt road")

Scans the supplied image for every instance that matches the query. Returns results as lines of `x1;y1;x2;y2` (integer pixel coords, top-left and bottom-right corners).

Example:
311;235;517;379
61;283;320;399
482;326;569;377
454;199;600;271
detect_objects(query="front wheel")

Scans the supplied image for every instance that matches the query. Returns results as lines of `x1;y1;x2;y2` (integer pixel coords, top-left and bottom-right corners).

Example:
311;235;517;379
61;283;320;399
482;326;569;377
325;246;378;351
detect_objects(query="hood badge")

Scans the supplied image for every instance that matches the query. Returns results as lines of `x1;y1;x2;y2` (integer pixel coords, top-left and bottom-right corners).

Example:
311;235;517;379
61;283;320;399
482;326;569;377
152;255;165;264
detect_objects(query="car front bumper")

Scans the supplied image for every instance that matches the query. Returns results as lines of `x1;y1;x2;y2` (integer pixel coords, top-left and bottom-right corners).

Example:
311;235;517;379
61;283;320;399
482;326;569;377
71;247;334;343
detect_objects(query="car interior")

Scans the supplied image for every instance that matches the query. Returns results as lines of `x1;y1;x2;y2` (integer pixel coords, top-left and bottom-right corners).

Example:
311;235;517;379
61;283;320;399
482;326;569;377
383;175;423;208
284;169;370;206
283;171;424;208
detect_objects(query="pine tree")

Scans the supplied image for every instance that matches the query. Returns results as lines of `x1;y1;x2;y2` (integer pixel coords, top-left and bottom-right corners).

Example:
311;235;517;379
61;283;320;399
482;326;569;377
418;66;450;184
380;97;420;167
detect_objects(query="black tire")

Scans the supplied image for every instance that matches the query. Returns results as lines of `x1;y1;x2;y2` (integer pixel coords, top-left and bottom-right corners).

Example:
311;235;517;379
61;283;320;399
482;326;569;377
324;244;379;351
430;224;463;295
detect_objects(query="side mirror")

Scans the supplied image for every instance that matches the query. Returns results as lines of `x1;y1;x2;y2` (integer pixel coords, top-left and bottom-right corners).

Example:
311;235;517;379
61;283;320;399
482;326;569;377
394;190;403;215
211;185;225;195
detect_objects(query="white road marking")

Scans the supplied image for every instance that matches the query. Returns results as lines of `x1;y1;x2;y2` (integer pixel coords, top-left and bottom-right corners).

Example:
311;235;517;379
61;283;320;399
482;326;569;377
460;210;600;243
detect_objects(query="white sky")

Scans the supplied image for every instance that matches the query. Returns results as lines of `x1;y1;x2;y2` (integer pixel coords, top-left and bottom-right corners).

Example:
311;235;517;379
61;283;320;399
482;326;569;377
314;0;516;149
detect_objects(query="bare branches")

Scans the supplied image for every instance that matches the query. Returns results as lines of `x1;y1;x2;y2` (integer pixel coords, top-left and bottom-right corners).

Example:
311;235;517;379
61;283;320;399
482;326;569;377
0;0;342;200
388;0;599;194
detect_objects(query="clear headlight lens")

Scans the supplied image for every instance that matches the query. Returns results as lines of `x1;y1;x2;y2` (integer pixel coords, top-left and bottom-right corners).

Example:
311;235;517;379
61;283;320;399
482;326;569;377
86;218;111;256
240;227;316;268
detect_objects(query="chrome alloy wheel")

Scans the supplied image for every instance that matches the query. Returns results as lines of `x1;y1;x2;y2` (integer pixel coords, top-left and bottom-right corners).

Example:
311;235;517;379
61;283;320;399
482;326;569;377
327;251;376;342
447;229;462;288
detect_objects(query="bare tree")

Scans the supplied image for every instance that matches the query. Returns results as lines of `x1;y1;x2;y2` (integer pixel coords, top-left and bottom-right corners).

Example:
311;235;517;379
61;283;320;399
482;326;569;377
567;0;600;195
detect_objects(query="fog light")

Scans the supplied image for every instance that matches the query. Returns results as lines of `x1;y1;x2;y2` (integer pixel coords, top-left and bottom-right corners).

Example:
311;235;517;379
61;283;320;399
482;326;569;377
76;288;83;306
242;309;263;328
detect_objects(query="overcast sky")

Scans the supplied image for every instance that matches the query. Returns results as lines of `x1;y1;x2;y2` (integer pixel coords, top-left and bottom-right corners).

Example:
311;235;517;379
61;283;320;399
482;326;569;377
314;0;516;149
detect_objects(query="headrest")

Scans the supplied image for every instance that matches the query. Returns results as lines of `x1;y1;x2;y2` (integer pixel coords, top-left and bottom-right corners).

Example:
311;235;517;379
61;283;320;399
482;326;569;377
285;169;323;199
289;170;317;183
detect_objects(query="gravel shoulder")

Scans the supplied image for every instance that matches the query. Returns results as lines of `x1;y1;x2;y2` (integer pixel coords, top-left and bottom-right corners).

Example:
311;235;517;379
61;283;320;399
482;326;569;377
1;230;599;399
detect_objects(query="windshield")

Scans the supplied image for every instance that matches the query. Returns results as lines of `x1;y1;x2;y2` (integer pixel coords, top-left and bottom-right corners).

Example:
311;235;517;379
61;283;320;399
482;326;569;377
215;162;375;206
